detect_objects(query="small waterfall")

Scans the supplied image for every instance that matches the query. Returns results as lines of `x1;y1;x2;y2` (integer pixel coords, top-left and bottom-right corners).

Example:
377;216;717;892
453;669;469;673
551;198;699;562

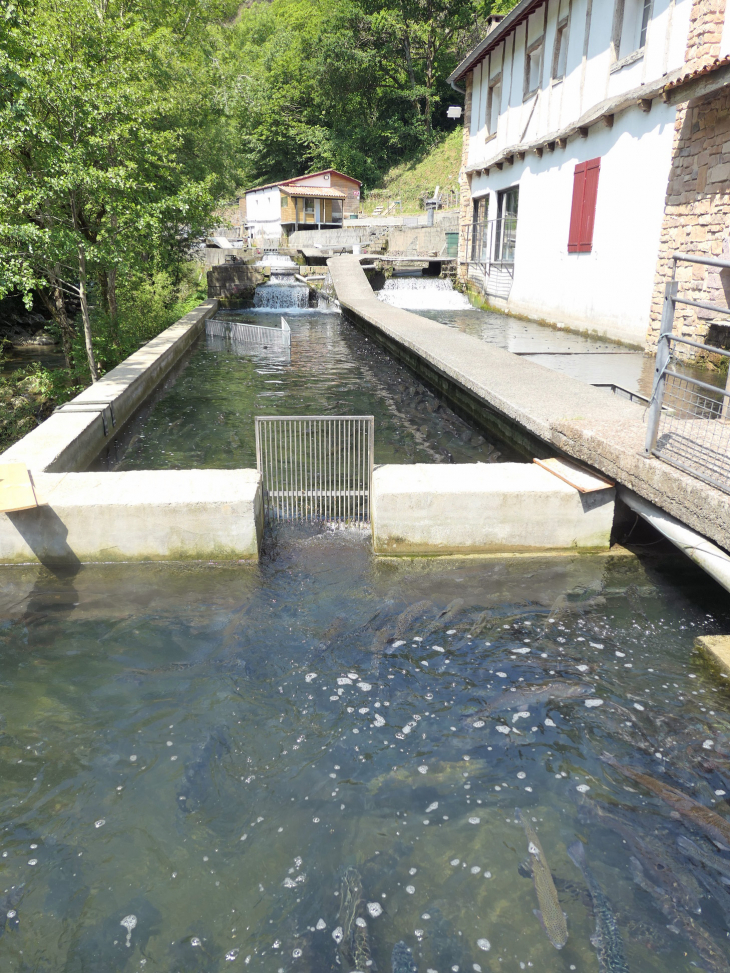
254;276;311;309
255;253;297;270
377;277;474;311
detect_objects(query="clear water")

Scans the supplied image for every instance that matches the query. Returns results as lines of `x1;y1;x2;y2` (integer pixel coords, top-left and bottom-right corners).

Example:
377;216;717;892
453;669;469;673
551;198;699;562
1;536;730;971
99;311;514;472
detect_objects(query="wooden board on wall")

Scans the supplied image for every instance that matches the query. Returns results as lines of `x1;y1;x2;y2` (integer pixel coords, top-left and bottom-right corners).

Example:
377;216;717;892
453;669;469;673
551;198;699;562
0;463;39;512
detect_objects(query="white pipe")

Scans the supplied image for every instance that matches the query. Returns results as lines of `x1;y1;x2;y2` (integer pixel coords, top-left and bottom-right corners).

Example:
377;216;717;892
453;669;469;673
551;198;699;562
619;487;730;595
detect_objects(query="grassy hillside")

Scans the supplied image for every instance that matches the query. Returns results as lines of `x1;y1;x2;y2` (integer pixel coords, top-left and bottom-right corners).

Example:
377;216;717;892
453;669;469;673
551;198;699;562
361;128;463;215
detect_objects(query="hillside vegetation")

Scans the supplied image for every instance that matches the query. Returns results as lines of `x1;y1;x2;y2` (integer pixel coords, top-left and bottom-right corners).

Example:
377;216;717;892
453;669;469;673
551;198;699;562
362;129;463;215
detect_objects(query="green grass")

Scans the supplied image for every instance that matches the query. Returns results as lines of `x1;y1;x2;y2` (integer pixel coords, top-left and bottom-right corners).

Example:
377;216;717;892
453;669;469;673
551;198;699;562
362;129;463;215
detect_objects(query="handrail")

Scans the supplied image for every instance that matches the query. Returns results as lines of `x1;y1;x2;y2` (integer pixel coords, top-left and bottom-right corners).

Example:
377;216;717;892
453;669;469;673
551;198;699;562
673;252;730;270
665;333;730;358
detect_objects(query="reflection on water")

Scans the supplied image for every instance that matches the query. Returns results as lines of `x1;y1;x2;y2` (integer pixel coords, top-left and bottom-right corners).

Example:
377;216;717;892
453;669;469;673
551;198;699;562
1;536;730;971
99;311;515;471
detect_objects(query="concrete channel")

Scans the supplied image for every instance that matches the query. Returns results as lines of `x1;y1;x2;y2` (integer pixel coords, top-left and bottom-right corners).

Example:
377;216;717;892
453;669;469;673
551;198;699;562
327;254;730;558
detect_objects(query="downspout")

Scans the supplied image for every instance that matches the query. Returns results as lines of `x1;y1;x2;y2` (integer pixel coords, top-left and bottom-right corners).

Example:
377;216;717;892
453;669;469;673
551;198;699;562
450;79;465;94
619;488;730;595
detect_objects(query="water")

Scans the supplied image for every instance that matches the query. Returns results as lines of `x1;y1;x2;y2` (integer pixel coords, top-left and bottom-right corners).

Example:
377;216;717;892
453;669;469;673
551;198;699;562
1;534;730;971
377;277;474;312
98;310;513;472
254;279;312;310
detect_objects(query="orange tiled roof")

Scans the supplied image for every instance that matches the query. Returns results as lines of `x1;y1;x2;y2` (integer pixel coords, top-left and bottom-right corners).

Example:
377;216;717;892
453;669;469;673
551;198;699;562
280;186;346;199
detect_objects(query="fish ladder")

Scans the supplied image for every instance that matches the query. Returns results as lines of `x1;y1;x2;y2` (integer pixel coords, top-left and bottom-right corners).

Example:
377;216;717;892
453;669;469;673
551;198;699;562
206;316;291;348
255;416;374;523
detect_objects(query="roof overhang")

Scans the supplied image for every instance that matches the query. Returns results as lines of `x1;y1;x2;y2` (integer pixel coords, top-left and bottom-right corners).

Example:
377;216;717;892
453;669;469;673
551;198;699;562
281;186;346;199
662;55;730;105
448;0;545;84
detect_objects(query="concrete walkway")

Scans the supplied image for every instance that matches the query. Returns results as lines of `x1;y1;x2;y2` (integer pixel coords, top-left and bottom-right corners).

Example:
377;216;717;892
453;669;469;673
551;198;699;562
328;254;730;553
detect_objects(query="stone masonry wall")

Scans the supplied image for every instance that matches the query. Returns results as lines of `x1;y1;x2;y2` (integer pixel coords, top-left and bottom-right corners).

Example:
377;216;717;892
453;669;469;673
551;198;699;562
457;73;473;279
646;0;729;359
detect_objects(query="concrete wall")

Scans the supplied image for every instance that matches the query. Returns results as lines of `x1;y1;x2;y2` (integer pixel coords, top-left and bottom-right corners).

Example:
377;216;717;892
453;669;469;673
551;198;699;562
372;463;614;554
0;470;262;564
0;300;264;563
207;263;266;303
1;301;219;474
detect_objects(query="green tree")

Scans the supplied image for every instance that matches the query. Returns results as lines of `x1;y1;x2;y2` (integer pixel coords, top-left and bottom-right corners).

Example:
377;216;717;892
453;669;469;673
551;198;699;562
0;0;236;377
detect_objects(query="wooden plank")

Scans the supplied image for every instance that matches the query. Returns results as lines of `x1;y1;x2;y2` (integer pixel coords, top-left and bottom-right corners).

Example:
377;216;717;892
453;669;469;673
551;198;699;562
0;463;39;512
533;456;614;493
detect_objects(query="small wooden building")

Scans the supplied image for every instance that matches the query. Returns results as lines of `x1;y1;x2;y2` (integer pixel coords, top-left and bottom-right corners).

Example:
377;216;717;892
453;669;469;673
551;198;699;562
244;170;362;242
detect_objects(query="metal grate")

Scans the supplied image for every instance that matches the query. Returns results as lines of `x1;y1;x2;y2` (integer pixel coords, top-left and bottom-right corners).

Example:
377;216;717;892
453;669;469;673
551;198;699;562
652;371;730;494
255;416;374;523
646;254;730;495
206;316;291;348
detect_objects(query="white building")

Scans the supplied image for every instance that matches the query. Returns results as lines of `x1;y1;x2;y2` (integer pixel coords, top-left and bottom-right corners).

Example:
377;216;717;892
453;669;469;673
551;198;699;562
244;170;362;246
449;0;701;346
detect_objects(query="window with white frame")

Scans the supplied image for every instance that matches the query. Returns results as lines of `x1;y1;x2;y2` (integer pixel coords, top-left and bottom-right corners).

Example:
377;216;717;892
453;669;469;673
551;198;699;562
524;38;543;99
486;77;501;137
552;18;569;81
614;0;652;61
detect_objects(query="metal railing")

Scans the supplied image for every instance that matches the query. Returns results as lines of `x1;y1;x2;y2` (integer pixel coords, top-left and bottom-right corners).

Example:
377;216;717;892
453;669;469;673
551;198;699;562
645;253;730;495
255;416;374;523
207;316;291;348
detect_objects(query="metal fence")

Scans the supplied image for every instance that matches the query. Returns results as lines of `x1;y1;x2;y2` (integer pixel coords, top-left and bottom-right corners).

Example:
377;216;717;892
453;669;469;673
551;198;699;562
207;316;291;348
255;416;374;523
646;252;730;495
462;216;517;272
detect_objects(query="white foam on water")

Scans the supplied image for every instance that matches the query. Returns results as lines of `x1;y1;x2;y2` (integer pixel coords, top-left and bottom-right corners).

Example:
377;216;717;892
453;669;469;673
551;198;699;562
367;902;383;917
477;938;491;951
377;277;474;311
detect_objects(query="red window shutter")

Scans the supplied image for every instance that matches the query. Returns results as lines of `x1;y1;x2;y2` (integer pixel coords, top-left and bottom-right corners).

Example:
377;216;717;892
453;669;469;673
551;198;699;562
578;157;600;252
568;162;586;252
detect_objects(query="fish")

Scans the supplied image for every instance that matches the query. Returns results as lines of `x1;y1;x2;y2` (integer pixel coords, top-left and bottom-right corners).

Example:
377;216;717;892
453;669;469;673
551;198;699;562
629;856;728;973
677;835;730;885
601;753;730;850
338;867;369;969
468;610;490;638
392;940;417;973
467;680;593;721
422;598;465;637
0;885;23;936
515;808;568;949
567;840;628;973
578;803;702;915
176;726;231;813
394;601;433;640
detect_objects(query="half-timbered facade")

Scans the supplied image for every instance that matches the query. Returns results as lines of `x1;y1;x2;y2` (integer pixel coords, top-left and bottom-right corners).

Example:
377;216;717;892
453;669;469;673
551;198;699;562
449;0;718;346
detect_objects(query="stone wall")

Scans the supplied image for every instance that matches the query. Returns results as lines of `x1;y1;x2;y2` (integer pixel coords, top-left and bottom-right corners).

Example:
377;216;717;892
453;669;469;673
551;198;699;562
647;0;730;358
206;263;266;304
457;73;473;279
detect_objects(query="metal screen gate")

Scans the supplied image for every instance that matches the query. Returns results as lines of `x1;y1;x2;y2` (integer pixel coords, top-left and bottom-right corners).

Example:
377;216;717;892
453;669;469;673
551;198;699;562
255;416;374;522
206;316;291;348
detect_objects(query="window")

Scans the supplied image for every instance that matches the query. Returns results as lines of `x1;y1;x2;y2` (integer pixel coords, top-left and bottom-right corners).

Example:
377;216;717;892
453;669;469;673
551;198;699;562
524;39;543;99
487;79;501;136
552;19;569;81
614;0;652;61
471;197;489;261
568;158;600;253
304;198;315;216
495;187;518;263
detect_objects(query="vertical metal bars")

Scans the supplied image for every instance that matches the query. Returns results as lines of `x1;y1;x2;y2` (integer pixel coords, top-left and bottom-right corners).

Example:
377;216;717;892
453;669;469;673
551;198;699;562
207;316;291;347
645;253;730;495
255;416;374;523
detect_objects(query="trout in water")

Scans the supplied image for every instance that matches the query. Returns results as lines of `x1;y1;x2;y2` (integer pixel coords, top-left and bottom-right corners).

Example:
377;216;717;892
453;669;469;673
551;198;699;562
394;600;433;640
567;840;628;973
677;835;730;884
602;753;730;850
467;681;593;722
391;940;418;973
515;808;568;949
422;598;465;638
337;867;373;971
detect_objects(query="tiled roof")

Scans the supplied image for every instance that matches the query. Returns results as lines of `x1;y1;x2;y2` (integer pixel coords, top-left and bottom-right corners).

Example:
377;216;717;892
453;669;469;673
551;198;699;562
245;169;361;195
663;54;730;91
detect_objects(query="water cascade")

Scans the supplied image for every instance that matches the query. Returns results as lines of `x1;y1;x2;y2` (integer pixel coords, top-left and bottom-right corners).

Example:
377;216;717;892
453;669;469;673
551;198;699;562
377;276;474;311
254;277;311;309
